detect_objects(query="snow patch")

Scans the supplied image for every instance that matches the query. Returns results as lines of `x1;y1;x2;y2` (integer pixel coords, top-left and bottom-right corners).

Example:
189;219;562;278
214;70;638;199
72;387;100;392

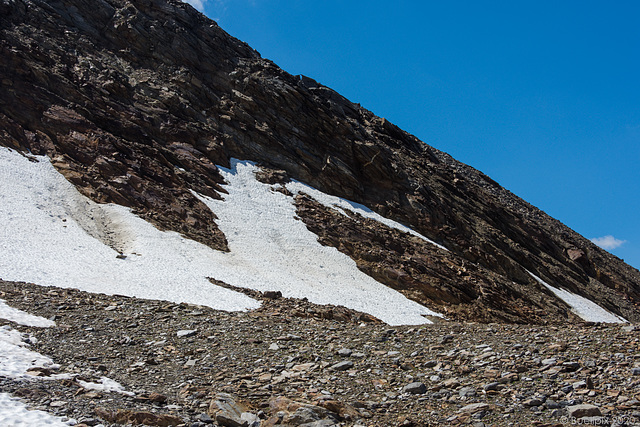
528;271;627;323
77;377;134;396
0;147;259;312
0;299;56;328
0;325;56;378
0;393;75;426
0;298;129;423
286;180;448;250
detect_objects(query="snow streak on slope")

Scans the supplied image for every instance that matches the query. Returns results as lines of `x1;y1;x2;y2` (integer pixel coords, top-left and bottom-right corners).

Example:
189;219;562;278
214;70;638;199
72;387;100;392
196;159;442;325
286;181;448;250
0;148;440;325
528;272;626;323
0;299;56;327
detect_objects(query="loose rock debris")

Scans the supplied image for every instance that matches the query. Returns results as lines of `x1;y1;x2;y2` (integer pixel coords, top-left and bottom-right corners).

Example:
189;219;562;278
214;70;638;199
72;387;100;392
2;280;640;426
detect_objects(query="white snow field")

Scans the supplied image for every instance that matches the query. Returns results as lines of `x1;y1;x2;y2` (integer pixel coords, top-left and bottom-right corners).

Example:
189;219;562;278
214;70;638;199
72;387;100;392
0;147;259;312
0;147;441;325
528;271;627;323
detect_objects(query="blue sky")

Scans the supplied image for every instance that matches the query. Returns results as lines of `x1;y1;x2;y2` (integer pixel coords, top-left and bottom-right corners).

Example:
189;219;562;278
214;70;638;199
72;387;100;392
188;0;639;271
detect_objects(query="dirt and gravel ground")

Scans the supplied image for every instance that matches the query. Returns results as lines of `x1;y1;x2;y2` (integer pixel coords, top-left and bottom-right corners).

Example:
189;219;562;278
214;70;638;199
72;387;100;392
2;279;640;426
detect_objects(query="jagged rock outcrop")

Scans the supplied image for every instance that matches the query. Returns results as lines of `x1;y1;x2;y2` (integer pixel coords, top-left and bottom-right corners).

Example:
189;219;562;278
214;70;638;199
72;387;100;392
1;0;639;322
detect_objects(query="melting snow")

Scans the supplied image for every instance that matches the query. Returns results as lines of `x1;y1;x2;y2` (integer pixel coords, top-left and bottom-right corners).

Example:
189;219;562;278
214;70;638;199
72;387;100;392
0;147;259;312
0;393;74;426
195;159;442;325
0;301;58;379
0;326;56;379
76;377;134;396
0;299;56;328
528;271;627;323
0;148;440;325
0;306;69;425
0;287;129;424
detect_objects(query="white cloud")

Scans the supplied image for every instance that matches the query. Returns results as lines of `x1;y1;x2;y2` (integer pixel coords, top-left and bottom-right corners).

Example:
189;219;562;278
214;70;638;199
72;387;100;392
591;235;627;250
182;0;205;12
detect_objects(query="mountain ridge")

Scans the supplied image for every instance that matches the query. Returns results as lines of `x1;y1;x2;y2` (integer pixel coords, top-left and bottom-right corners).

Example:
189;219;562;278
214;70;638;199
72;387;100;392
1;0;639;323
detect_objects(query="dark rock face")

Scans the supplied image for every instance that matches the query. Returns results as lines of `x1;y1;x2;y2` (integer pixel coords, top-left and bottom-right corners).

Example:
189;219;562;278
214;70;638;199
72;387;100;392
1;0;639;322
293;194;575;324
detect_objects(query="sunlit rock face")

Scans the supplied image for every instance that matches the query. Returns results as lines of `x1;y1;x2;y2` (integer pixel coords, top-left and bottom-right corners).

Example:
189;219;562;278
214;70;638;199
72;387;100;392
1;0;639;323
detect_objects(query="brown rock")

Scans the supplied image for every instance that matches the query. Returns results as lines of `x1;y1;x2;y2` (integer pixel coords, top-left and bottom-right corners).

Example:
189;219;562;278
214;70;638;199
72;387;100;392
567;404;602;418
315;399;361;420
148;392;168;403
95;408;182;426
209;393;255;427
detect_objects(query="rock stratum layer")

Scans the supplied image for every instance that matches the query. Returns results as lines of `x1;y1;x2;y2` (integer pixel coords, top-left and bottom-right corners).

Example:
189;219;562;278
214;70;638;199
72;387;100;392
1;0;639;323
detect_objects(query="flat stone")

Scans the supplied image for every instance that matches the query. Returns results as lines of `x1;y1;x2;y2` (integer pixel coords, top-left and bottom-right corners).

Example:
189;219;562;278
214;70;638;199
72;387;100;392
240;412;260;427
292;363;316;372
483;382;500;392
337;348;352;357
459;386;476;398
541;358;557;367
210;393;251;427
567;404;602;418
524;397;544;407
459;403;490;414
563;361;581;371
572;380;587;389
331;361;354;371
149;392;168;403
424;360;438;368
196;413;214;423
402;382;427;395
176;329;197;338
284;406;327;424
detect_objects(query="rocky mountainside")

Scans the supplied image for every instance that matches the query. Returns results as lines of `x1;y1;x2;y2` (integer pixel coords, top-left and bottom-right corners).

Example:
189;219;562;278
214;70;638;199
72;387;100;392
1;0;639;323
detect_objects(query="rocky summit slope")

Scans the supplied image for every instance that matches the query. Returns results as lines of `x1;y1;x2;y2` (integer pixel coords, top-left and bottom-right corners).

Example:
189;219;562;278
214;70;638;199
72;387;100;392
1;0;640;323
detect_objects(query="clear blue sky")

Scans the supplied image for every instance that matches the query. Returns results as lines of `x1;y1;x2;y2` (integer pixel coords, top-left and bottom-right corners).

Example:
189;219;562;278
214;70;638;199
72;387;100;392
189;0;640;271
